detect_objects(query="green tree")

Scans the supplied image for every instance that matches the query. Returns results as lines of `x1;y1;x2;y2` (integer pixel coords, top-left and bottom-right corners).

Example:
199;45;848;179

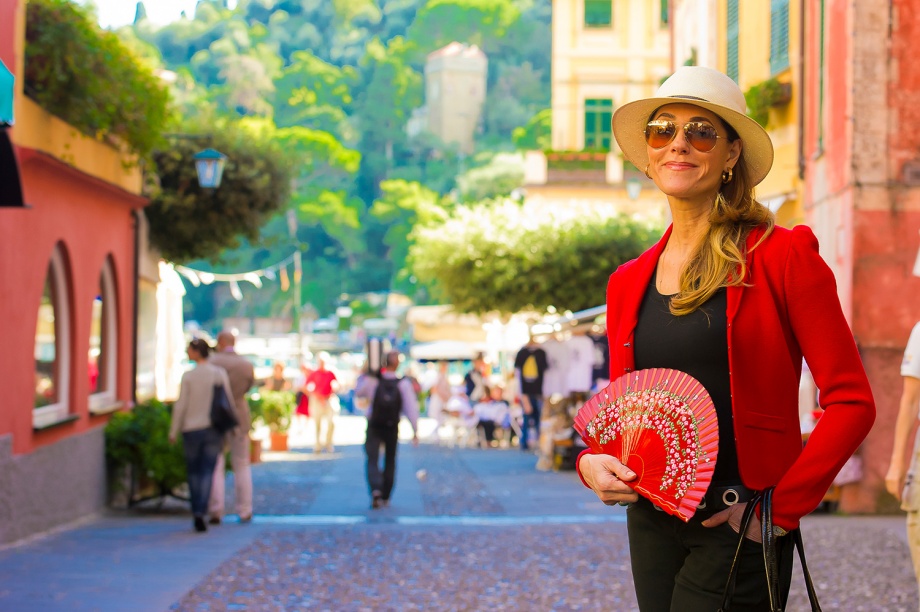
408;199;661;314
370;179;450;293
274;50;357;139
512;108;551;150
145;118;293;262
353;37;423;201
454;153;524;202
406;0;521;59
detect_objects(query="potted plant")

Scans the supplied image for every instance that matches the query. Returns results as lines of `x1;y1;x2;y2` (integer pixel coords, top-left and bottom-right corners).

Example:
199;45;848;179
104;399;187;508
258;390;294;451
246;391;264;463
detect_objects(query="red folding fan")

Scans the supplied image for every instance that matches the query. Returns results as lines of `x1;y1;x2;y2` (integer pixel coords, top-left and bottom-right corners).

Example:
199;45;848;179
574;368;718;522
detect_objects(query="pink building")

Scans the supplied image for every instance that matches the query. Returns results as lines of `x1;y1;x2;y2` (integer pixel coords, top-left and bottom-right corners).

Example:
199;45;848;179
803;0;920;513
0;0;148;543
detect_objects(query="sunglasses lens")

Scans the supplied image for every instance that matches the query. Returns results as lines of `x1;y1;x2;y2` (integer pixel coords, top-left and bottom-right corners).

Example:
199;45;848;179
645;121;676;149
685;122;719;152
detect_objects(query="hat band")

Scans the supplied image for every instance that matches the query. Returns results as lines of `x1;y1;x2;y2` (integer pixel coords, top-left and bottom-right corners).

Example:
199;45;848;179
668;94;709;102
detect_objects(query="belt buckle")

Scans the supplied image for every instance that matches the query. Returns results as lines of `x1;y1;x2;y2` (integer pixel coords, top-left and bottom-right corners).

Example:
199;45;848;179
722;488;741;507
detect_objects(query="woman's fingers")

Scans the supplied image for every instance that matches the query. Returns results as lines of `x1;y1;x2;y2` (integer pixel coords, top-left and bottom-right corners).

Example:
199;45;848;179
701;503;762;543
583;454;640;505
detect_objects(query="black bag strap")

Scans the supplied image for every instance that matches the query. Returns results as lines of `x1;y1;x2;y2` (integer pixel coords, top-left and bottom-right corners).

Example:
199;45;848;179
718;486;821;611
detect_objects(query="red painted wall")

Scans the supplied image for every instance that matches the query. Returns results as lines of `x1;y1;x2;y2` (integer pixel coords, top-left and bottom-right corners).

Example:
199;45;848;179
0;0;19;72
0;148;142;455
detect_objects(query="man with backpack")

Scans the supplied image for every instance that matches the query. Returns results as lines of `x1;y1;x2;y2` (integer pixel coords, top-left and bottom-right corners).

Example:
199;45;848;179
355;350;419;509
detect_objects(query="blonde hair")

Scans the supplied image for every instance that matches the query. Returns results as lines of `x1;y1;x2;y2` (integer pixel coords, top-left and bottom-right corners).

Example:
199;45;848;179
669;150;774;316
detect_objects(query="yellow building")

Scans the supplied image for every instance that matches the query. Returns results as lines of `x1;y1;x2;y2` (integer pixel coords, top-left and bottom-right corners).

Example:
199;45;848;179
672;0;803;227
523;0;672;221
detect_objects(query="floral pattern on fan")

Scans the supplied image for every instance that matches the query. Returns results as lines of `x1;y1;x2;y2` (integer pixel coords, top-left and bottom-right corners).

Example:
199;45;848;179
575;368;719;521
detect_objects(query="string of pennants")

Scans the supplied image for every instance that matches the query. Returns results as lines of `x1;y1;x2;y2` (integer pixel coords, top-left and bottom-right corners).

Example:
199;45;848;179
172;250;302;301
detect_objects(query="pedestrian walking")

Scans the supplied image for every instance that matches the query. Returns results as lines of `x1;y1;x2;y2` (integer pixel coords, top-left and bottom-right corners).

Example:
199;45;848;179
513;337;548;451
355;350;419;509
207;330;256;525
169;338;234;533
576;66;875;610
886;320;920;589
306;352;339;453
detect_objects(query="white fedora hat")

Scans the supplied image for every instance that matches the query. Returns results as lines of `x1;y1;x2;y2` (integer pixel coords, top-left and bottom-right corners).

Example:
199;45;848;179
612;66;774;186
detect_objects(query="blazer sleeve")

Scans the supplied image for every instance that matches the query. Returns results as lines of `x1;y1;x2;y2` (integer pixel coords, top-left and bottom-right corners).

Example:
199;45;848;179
170;373;191;440
772;225;876;528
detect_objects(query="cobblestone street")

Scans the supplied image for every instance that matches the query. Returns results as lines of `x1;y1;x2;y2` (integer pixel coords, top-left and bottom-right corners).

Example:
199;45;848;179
0;417;916;611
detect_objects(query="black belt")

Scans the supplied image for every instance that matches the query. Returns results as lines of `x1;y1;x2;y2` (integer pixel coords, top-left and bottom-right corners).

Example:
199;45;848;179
696;484;756;514
641;484;756;515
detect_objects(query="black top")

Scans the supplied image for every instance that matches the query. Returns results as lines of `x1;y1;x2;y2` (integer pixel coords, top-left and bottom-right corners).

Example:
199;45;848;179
633;273;740;486
514;346;548;395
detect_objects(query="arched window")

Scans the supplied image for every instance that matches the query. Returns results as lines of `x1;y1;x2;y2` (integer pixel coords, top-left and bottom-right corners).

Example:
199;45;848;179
89;258;118;412
34;245;71;427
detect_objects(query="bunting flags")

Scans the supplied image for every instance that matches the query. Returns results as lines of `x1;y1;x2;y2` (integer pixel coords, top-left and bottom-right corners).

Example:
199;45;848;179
171;250;300;301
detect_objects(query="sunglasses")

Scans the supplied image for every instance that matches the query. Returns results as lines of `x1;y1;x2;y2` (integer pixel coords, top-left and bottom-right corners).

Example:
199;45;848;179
644;119;725;152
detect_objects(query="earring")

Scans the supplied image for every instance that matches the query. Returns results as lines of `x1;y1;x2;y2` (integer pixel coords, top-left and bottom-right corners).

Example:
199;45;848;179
721;167;733;184
645;164;652;179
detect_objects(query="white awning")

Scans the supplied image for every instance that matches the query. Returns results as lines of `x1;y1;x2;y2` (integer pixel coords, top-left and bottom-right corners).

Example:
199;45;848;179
760;192;795;213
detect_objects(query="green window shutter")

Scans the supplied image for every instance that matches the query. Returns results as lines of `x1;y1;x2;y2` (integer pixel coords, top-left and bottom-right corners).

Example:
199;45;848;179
585;0;612;28
584;99;613;150
726;0;739;82
661;0;669;26
770;0;790;75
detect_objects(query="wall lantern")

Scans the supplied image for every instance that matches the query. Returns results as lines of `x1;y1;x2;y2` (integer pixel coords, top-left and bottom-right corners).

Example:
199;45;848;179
193;148;227;189
626;177;642;201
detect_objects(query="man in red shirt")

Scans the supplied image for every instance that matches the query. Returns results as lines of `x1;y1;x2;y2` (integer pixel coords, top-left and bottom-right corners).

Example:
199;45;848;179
306;352;339;453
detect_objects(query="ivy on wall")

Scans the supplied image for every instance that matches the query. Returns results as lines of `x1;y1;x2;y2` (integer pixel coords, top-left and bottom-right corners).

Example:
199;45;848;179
24;0;171;160
744;77;792;128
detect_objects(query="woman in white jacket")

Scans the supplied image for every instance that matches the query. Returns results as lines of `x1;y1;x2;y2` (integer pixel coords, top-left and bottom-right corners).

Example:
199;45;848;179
169;338;233;532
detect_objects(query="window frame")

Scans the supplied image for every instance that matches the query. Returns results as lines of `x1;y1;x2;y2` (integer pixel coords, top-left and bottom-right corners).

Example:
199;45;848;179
33;245;72;429
584;98;613;150
88;258;118;413
584;0;613;28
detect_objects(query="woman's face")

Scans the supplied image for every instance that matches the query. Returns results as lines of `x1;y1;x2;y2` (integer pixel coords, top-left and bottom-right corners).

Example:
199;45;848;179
645;103;741;206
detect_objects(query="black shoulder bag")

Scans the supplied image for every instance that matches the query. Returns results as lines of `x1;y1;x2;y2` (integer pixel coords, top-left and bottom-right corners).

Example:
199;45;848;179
210;383;239;434
719;487;821;612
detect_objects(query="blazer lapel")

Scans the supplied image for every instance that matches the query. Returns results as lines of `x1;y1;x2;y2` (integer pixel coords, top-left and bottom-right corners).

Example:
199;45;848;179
726;225;765;322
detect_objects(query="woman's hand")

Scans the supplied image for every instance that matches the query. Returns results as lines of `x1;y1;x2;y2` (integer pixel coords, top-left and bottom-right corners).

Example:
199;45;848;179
885;462;905;500
701;502;762;542
580;453;639;506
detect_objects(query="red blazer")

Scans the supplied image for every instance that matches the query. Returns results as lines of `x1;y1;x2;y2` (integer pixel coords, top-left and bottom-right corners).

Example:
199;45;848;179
599;224;875;529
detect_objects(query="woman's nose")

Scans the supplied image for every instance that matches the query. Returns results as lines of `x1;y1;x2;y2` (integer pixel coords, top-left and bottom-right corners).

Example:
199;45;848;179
670;126;691;152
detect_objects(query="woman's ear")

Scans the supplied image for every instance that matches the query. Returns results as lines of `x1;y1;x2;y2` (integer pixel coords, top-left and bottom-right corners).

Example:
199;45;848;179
727;139;742;167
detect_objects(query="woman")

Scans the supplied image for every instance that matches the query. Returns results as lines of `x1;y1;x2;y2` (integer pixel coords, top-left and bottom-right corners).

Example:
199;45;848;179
169;338;234;533
264;361;291;392
426;360;452;440
576;66;875;610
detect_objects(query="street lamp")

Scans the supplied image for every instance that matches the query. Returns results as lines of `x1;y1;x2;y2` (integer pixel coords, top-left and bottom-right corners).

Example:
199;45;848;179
192;148;227;189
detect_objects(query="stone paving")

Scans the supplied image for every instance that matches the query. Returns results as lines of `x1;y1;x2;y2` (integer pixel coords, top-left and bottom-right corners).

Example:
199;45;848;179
0;416;917;611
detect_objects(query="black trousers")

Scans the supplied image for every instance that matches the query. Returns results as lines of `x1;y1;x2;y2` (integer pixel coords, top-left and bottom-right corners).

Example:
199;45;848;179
628;497;794;612
365;423;399;500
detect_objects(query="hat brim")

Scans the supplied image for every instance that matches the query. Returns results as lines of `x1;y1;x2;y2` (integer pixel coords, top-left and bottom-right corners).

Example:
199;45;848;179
612;97;774;186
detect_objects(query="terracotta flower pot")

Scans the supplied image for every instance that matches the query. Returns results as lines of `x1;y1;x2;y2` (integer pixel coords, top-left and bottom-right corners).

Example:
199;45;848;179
269;431;289;451
249;436;262;464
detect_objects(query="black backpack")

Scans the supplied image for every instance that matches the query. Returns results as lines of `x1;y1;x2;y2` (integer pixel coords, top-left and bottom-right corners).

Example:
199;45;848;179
370;376;402;428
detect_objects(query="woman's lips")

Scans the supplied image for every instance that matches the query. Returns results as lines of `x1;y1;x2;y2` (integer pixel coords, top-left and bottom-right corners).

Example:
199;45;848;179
664;162;696;170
